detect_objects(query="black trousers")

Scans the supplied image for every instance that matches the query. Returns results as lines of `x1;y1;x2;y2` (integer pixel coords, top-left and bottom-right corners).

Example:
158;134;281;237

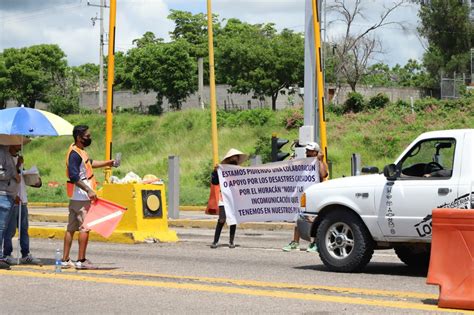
213;206;236;244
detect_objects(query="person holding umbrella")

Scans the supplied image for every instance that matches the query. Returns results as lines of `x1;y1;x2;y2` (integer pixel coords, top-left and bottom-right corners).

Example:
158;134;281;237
62;125;117;269
3;142;42;266
0;145;20;270
0;106;74;268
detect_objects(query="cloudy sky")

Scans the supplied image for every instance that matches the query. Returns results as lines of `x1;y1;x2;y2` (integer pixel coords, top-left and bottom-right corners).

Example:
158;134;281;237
0;0;424;67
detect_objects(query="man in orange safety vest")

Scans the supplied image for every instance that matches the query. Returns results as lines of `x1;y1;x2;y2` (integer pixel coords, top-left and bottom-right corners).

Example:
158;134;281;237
62;125;117;270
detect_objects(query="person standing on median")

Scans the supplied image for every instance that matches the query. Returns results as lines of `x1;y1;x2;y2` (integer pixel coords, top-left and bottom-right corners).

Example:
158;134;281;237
62;125;116;269
282;142;328;252
3;143;43;266
0;145;20;270
210;148;248;249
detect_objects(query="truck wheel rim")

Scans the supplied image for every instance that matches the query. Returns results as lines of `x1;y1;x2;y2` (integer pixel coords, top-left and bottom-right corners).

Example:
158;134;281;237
325;222;354;259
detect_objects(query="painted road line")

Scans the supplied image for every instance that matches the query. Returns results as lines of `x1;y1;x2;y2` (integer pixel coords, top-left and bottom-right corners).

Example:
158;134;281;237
0;269;462;313
16;265;437;300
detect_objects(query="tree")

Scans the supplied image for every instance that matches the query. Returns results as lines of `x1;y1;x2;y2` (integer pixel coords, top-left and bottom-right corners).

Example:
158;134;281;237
127;35;197;110
113;51;134;90
3;44;67;108
168;10;222;86
362;62;393;87
168;10;215;58
418;0;473;84
391;59;431;87
217;19;304;110
70;63;99;91
361;59;431;88
0;54;12;109
132;31;163;48
47;67;80;115
328;0;406;92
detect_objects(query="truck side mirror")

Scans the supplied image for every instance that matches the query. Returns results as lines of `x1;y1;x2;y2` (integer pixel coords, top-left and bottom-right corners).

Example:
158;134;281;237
383;164;398;180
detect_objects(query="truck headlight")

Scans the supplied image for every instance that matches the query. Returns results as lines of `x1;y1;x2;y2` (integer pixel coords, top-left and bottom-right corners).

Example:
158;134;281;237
300;192;306;208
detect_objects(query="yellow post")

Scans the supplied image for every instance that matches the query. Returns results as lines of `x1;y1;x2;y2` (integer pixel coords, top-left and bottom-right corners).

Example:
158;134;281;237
104;0;117;183
207;0;219;166
311;0;328;163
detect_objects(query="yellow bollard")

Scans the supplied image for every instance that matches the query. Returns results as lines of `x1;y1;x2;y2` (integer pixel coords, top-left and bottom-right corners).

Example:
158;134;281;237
99;183;178;243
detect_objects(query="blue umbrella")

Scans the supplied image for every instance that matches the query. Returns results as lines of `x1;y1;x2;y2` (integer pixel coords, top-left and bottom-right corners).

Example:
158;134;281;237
0;105;73;264
0;106;73;136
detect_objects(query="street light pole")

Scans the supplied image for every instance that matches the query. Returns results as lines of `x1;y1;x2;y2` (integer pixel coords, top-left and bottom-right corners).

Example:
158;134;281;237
88;0;107;112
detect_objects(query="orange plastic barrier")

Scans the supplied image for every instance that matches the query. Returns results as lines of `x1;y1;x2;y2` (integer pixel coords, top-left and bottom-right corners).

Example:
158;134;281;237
426;208;474;310
205;184;220;215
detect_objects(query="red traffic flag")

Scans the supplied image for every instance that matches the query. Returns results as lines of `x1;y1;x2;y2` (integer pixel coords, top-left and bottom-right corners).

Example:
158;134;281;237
83;198;127;238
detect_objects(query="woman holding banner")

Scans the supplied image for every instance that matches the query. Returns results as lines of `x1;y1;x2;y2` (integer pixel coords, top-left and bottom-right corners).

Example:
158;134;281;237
210;148;248;249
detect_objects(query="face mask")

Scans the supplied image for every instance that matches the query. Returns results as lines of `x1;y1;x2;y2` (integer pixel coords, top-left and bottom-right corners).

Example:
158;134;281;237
81;138;92;147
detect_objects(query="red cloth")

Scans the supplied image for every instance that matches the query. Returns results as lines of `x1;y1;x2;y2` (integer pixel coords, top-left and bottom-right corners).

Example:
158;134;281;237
205;184;220;215
83;198;127;238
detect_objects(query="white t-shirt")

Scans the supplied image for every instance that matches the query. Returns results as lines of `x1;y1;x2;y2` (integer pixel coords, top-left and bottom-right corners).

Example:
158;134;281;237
71;158;92;201
13;157;28;204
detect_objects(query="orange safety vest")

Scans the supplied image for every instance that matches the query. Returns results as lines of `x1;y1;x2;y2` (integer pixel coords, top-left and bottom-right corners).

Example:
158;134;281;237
65;144;97;198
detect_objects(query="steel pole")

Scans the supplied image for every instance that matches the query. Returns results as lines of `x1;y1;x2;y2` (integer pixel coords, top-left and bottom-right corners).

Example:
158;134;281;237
104;0;116;182
207;0;219;166
311;0;328;163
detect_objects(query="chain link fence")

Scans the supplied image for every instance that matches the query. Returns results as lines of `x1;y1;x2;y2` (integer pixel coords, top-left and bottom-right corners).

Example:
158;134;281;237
440;74;468;99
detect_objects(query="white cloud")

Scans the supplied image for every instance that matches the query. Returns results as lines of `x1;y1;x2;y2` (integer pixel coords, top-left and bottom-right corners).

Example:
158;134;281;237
0;0;424;67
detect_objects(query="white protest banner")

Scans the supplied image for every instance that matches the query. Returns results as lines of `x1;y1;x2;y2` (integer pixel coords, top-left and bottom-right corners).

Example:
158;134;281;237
218;158;319;225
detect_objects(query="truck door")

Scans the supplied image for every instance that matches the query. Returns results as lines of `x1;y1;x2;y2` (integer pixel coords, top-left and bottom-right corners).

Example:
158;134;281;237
376;138;459;239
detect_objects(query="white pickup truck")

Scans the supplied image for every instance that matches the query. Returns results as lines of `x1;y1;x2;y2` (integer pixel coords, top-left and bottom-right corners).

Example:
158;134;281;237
297;129;474;272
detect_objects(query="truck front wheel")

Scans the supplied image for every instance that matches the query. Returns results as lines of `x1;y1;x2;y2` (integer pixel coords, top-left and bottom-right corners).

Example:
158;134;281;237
316;210;374;272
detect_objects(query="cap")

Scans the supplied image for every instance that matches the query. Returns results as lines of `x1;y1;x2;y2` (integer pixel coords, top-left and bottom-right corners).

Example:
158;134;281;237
305;142;320;152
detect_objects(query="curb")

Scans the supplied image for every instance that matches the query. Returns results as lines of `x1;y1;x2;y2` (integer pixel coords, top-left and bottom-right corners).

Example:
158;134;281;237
29;226;136;244
29;202;205;212
29;202;69;208
28;226;178;244
29;213;294;231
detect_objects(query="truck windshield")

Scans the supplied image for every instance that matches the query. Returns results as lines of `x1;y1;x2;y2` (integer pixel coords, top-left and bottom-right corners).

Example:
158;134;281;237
399;138;456;178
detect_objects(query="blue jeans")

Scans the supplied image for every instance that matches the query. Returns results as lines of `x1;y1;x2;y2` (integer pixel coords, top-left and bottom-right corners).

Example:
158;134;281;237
3;203;30;257
0;195;14;259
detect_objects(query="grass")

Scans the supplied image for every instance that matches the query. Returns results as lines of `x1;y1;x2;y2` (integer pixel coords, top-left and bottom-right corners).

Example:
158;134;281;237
24;100;474;205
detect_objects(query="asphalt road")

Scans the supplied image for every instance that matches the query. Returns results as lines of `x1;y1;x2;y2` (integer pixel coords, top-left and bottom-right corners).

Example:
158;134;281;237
0;228;462;314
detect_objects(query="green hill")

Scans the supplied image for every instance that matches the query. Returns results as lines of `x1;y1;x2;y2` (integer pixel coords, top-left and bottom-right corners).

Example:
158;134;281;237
24;99;474;205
